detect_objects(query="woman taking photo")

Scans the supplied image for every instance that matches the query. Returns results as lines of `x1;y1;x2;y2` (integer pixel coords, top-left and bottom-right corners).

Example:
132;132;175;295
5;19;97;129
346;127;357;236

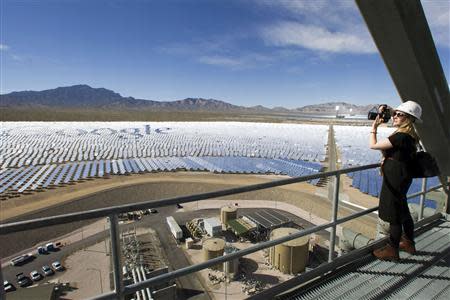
369;101;422;261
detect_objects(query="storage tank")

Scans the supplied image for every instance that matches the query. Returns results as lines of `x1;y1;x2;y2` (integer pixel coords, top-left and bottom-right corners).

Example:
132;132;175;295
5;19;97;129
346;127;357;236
203;238;226;271
223;245;239;280
269;228;309;275
221;206;238;226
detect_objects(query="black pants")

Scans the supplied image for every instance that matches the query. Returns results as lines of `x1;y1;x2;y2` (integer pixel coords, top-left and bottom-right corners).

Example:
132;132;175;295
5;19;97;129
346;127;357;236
389;214;415;247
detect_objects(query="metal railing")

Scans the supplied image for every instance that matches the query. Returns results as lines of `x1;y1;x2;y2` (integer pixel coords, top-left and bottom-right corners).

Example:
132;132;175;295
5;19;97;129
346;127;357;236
0;163;447;300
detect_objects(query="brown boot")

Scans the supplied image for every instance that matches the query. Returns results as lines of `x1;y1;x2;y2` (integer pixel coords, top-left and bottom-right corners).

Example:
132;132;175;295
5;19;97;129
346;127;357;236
373;244;399;261
399;236;416;254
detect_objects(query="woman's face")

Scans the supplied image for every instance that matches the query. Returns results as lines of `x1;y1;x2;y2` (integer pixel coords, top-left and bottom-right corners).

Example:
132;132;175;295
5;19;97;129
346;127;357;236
392;111;409;127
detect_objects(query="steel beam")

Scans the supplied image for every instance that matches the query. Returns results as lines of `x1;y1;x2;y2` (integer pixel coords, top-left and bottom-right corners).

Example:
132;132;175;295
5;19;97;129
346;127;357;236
109;215;124;299
419;177;427;220
356;0;450;180
0;263;5;300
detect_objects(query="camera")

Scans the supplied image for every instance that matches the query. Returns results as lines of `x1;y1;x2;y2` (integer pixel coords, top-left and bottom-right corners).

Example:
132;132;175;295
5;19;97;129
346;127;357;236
368;104;391;123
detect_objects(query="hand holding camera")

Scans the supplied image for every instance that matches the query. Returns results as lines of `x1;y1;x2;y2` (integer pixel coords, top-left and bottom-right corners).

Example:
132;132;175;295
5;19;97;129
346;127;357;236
368;104;392;123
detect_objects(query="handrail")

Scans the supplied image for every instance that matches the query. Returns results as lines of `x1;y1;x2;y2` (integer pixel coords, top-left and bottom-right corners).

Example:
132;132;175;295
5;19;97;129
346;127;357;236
93;185;446;298
0;163;379;234
408;183;443;198
124;206;380;296
0;162;447;300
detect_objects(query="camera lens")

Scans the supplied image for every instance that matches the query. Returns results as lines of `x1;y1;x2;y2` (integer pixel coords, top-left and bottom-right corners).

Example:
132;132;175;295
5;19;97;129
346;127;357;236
368;111;378;120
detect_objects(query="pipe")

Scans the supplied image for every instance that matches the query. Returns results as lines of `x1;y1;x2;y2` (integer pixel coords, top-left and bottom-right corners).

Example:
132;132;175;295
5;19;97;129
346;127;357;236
408;203;436;222
135;268;146;300
374;203;437;240
341;228;373;251
140;266;152;300
131;269;141;300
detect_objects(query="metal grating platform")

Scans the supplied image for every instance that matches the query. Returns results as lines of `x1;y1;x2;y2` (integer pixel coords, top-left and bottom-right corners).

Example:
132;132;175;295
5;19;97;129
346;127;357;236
282;218;450;300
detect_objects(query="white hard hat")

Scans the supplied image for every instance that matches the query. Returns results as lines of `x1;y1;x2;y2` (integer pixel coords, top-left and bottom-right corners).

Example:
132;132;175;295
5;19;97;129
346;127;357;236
395;101;422;123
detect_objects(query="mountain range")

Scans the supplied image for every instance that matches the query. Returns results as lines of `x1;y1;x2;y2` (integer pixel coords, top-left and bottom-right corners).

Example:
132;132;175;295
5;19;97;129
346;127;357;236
0;84;374;114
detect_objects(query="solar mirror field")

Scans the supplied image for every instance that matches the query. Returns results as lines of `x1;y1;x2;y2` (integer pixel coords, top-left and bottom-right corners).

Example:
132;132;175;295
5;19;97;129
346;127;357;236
0;122;440;207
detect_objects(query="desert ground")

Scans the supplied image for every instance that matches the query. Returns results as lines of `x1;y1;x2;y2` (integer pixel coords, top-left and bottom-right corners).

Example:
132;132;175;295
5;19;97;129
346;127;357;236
1;171;379;259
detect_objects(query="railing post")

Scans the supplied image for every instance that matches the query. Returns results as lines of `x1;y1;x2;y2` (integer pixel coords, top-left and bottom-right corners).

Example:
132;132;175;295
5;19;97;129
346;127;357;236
109;214;124;299
329;174;340;262
0;261;5;300
445;180;450;215
419;178;427;220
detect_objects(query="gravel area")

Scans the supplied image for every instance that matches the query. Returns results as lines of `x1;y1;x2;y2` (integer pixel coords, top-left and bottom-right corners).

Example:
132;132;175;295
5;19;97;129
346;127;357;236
56;241;112;299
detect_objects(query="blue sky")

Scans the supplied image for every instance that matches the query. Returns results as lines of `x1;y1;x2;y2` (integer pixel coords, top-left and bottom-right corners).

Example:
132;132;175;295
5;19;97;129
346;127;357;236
1;0;449;108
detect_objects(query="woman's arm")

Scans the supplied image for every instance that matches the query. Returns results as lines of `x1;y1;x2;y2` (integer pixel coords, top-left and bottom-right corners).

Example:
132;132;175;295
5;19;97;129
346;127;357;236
369;115;393;150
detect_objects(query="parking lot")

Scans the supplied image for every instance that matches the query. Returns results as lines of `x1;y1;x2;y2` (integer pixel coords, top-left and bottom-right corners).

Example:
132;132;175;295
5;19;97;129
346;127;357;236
3;244;67;291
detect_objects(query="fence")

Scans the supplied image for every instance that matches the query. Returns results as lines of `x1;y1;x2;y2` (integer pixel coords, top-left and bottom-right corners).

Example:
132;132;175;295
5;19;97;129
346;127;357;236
0;163;447;299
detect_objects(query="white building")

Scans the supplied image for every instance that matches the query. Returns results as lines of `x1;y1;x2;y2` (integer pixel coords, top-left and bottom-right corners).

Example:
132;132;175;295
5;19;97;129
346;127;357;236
166;216;183;240
204;217;222;237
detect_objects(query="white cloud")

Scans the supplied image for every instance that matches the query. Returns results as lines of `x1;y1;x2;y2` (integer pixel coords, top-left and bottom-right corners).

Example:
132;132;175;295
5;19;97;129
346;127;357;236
260;0;449;52
197;53;274;70
0;44;9;51
198;56;243;68
262;22;376;54
158;33;276;70
421;0;450;47
159;0;380;68
12;54;24;61
257;0;364;31
256;0;376;55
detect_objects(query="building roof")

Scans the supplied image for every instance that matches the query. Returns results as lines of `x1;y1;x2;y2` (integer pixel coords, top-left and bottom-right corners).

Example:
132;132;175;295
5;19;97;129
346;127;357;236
228;218;252;235
204;217;221;227
245;209;290;229
221;205;238;213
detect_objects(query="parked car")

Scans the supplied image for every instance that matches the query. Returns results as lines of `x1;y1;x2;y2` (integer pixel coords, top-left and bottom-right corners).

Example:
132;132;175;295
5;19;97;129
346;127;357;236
10;254;33;266
149;208;158;214
30;270;42;281
42;265;54;276
16;273;32;287
52;261;64;271
45;242;56;252
37;246;48;255
3;280;15;292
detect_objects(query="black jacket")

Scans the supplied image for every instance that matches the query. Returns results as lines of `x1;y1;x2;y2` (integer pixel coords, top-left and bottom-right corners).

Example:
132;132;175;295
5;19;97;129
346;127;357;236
378;132;416;223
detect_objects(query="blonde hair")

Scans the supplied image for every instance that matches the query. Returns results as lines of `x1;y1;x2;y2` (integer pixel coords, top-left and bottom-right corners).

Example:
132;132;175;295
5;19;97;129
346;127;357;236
395;116;419;144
